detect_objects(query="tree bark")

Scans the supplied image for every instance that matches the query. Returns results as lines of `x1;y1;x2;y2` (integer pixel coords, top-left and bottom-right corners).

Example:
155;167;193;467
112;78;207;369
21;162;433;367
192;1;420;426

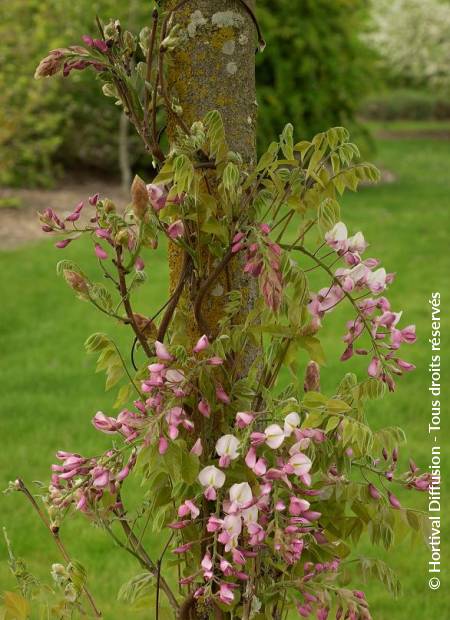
165;0;259;359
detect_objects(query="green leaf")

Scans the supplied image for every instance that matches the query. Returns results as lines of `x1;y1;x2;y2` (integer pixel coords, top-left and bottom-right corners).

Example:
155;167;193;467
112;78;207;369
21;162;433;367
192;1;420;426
2;592;29;620
318;198;340;235
280;123;294;160
181;451;199;485
204;110;228;163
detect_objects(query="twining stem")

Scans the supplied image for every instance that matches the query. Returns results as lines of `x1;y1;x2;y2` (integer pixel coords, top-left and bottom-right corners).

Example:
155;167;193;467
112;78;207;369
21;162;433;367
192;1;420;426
16;479;102;618
193;247;234;339
157;250;191;342
115;246;153;358
113;501;180;613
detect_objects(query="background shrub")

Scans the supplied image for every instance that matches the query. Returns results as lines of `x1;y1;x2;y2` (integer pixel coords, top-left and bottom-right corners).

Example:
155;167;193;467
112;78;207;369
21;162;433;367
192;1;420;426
0;0;375;187
360;89;450;121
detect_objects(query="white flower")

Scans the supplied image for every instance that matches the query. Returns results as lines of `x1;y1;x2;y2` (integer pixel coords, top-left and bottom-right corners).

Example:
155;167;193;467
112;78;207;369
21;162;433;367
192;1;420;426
222;514;242;550
347;231;367;254
216;435;240;460
229;482;252;507
242;505;258;524
366;267;387;294
165;369;185;384
264;424;285;449
289;452;312;476
325;222;348;252
284;412;300;437
198;465;225;489
289;438;311;455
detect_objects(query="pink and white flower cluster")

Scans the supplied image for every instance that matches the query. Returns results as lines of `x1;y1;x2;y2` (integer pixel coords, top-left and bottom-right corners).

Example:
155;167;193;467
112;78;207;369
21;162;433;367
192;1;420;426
309;222;416;389
168;410;331;608
49;448;136;514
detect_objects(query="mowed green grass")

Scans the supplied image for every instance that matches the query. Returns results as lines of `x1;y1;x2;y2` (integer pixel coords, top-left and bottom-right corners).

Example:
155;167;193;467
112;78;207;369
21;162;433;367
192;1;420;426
1;131;449;618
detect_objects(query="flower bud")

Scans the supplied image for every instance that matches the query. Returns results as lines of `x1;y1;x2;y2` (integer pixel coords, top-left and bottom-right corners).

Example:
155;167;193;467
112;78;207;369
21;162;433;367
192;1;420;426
63;270;89;296
304;361;320;392
131;175;149;219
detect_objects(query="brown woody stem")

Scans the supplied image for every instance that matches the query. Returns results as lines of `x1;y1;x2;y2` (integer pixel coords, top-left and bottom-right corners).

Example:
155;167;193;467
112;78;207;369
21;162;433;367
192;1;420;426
16;479;102;618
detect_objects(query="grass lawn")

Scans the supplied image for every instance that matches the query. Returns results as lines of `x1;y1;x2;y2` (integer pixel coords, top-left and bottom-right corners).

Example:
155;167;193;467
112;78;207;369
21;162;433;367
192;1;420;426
1;129;449;618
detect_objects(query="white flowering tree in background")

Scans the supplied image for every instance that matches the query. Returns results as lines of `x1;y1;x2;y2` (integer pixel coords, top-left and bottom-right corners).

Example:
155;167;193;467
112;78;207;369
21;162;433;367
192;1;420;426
367;0;450;91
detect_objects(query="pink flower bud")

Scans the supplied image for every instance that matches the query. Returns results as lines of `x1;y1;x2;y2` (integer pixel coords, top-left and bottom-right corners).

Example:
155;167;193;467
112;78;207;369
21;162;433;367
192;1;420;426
368;483;381;500
94;243;108;260
388;492;401;509
158;436;169;454
135;257;145;271
207;356;224;366
198;399;211;418
193;334;209;353
155;340;173;361
55;239;72;249
89;193;99;205
190;438;203;456
216;384;230;404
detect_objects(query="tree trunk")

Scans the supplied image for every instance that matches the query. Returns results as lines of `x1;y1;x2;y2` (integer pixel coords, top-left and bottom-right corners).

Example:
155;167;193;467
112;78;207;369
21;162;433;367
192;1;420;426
165;0;259;361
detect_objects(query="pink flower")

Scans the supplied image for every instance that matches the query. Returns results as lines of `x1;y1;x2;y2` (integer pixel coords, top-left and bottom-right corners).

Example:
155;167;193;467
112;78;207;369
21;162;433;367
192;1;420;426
178;499;200;519
289;496;310;516
89;193;99;206
92;411;120;434
167;220;184;239
91;466;110;489
193;335;209;353
201;552;214;580
218;583;234;605
216;384;230;404
236;411;254;428
400;325;416;344
325;222;348;252
368;356;381;377
396;358;416;372
155;341;173;361
94;243;108;260
146;183;167;211
190;438;203;456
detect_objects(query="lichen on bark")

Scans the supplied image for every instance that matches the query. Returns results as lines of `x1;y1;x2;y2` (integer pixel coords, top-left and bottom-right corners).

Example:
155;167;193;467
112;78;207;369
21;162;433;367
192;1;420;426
165;0;259;363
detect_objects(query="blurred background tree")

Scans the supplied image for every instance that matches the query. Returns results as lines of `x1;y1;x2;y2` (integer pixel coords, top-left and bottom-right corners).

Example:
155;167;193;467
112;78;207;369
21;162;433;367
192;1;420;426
0;0;449;189
0;0;376;188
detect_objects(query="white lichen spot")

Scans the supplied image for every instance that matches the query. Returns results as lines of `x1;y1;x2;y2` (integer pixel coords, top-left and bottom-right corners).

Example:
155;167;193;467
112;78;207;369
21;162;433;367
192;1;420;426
222;39;235;55
226;61;238;75
211;283;224;297
187;10;207;38
247;115;252;125
238;33;248;45
212;11;244;29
